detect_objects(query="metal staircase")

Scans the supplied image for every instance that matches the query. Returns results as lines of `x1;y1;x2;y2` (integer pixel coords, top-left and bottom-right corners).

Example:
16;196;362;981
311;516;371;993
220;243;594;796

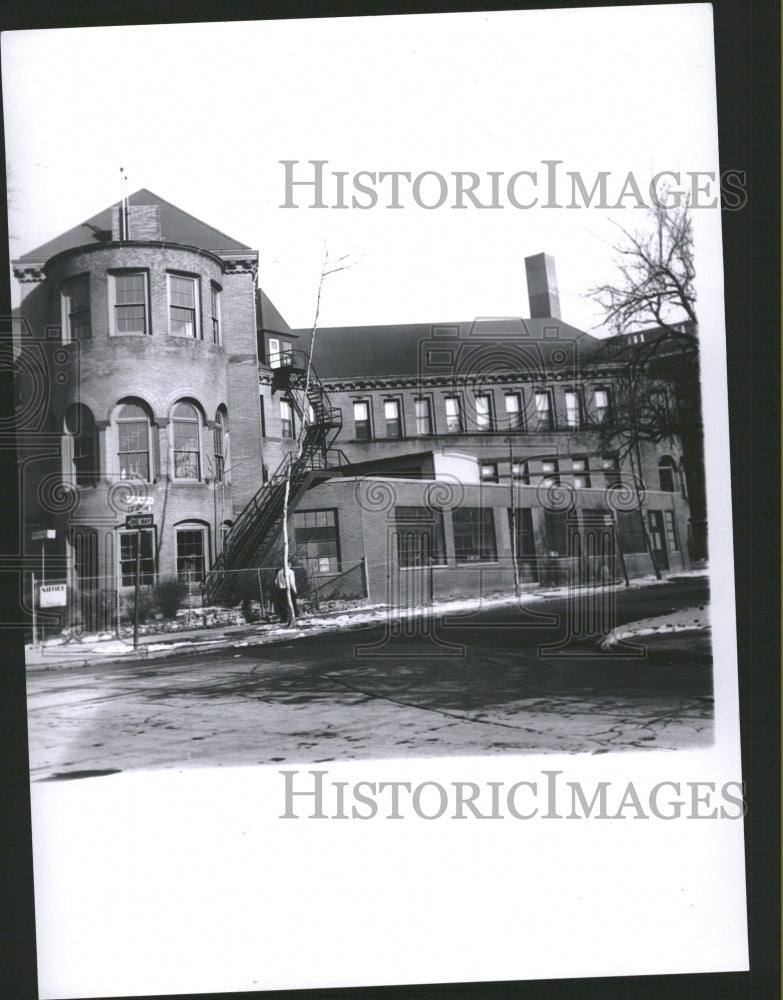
201;350;347;606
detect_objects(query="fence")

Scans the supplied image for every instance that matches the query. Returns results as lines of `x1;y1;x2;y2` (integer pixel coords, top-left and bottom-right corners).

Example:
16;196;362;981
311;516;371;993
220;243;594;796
201;561;369;613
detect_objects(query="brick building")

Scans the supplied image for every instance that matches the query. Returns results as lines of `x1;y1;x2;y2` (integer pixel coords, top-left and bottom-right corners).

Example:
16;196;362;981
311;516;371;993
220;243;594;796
13;190;696;628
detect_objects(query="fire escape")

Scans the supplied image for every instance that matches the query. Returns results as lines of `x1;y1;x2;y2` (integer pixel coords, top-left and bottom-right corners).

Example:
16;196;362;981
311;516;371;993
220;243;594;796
201;350;348;606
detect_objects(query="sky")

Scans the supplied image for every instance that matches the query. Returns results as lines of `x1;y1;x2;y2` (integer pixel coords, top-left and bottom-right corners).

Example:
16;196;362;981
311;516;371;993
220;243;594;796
3;5;722;332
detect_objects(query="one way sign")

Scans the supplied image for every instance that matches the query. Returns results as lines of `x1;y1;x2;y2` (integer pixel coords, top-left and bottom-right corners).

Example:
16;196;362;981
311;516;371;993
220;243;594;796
125;514;154;529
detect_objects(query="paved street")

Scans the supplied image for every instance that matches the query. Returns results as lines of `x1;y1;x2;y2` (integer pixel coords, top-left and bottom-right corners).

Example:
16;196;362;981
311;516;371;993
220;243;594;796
27;578;712;779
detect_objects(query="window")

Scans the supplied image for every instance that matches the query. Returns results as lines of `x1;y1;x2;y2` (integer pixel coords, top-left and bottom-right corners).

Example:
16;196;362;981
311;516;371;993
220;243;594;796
259;395;266;437
415;398;433;435
62;275;90;340
541;459;559;486
213;408;227;483
512;461;530;484
384;400;402;438
395;507;447;568
475;394;493;431
445;396;462;433
593;387;611;424
176;527;206;581
117;402;151;480
601;454;621;487
505;392;523;430
353;400;371;440
294;509;341;574
663;510;679;551
65;403;98;486
112;272;148;335
280;398;295;439
172;402;201;480
452;506;498;563
534;390;553;430
169;274;199;338
211;284;222;344
572;457;591;488
543;509;568;556
616;511;646;553
268;338;293;367
120;529;155;586
658;456;676;492
481;463;499;483
564;390;581;429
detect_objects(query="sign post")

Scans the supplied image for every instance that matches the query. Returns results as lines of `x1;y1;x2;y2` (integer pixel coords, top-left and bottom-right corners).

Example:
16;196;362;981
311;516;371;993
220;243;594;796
31;572;37;648
125;514;154;651
31;530;56;642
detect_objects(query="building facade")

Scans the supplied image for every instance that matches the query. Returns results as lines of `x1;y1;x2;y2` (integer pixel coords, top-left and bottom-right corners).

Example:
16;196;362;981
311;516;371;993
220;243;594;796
13;191;696;629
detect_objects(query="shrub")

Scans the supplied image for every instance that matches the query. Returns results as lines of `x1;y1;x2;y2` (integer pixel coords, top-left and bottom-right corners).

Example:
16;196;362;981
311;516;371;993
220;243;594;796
120;586;157;625
154;576;189;619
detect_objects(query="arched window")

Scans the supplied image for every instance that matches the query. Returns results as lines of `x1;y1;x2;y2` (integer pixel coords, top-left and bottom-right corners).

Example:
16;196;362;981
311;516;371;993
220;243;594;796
116;401;152;481
658;455;676;492
65;403;98;485
213;407;228;483
172;401;202;480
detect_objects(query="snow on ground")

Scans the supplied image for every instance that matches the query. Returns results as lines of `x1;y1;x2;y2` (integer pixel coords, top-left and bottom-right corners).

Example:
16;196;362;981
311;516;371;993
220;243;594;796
27;572;709;665
601;604;710;649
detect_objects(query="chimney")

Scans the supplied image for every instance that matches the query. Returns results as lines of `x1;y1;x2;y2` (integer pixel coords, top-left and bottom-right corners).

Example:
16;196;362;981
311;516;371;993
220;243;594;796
111;204;161;241
525;252;561;319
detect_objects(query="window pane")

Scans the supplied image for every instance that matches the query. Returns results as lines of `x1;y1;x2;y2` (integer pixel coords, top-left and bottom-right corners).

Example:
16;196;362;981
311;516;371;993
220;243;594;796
173;404;200;479
415;399;432;435
505;393;522;429
543;509;568;555
354;401;371;440
115;274;145;303
658;458;676;492
385;400;402;438
616;511;646;553
294;509;341;573
534;391;552;429
116;304;146;334
663;510;679;550
281;399;294;439
120;530;155;585
452;506;497;563
176;529;205;581
170;276;195;307
445;397;461;432
118;412;149;480
475;395;491;430
395;506;446;567
565;391;579;428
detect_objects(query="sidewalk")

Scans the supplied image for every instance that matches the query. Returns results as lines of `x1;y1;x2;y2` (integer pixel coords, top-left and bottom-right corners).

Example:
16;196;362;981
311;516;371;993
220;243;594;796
25;572;710;671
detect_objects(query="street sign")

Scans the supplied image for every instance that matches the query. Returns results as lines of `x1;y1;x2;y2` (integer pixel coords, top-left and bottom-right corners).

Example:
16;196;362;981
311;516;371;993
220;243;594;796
32;529;56;541
39;583;67;608
126;497;154;514
125;514;154;529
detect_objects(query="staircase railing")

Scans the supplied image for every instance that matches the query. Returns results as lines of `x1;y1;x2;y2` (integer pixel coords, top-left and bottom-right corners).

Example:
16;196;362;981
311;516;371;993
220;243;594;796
202;351;347;605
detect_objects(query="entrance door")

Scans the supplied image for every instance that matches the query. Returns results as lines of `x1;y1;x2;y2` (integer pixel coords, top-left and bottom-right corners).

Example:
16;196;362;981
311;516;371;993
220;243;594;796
647;510;669;572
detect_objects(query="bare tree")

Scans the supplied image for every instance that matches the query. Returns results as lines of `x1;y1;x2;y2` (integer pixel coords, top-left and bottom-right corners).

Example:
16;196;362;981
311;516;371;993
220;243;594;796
280;245;358;626
589;198;706;559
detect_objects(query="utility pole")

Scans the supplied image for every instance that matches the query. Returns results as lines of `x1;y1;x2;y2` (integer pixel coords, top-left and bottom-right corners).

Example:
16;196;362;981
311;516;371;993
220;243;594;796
507;438;521;599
